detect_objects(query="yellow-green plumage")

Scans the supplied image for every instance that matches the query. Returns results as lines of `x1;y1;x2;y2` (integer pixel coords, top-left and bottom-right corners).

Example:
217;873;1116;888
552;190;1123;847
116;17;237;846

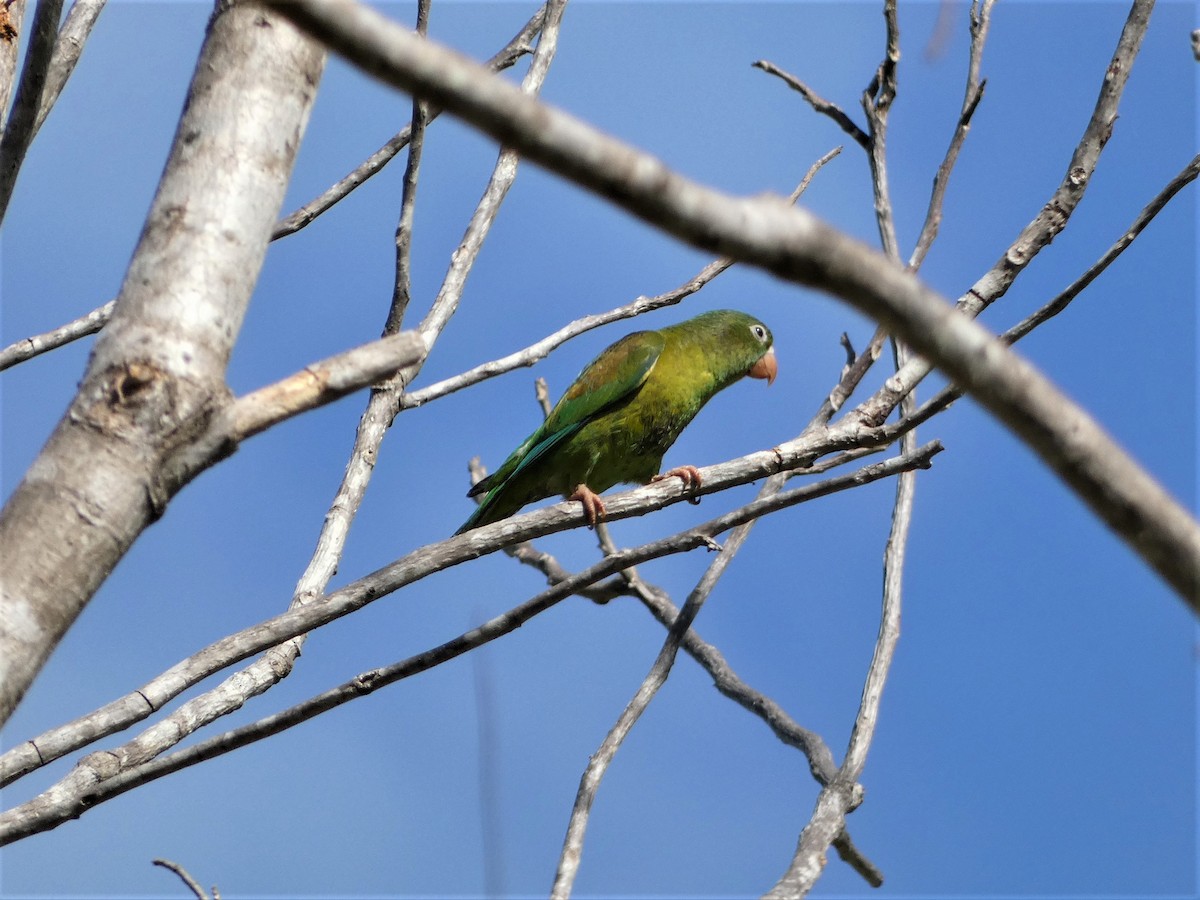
457;309;776;534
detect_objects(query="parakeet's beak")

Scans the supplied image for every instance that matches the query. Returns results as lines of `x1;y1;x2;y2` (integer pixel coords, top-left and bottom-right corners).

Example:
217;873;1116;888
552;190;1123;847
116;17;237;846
748;348;777;386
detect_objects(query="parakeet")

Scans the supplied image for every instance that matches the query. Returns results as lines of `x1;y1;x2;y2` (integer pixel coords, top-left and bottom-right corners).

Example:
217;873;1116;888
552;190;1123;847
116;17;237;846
456;309;777;534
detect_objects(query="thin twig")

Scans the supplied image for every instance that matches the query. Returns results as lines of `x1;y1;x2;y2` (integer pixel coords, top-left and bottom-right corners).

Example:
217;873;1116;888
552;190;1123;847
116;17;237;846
770;342;920;897
533;376;553;418
151;859;212;900
909;0;993;270
765;10;910;886
597;520;888;888
271;4;547;240
1004;151;1200;340
752;59;869;150
624;579;883;888
551;501;759;899
962;0;1154;316
385;0;430;335
861;0;901;262
0;299;114;372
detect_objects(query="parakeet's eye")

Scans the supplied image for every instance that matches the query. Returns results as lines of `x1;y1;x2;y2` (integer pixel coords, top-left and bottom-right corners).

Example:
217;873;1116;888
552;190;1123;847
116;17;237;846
751;324;768;342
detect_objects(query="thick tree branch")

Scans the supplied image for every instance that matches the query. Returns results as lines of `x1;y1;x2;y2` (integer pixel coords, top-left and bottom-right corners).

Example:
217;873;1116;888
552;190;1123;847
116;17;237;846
0;4;326;727
223;331;426;442
1;0;573;812
902;151;1200;435
0;1;27;129
269;0;1200;611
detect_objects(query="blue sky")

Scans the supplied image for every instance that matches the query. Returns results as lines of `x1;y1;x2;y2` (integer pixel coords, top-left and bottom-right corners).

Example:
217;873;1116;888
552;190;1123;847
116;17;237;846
0;2;1196;897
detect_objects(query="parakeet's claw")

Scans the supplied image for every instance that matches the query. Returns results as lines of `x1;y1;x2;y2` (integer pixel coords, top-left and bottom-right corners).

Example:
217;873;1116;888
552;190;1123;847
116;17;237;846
569;484;607;528
653;465;703;491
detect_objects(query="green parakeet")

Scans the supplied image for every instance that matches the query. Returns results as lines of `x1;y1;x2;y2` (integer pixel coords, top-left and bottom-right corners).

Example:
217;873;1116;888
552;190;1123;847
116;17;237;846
456;309;777;534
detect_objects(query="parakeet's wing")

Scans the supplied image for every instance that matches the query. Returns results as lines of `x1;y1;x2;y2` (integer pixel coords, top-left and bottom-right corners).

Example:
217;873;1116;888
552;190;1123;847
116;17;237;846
459;331;664;530
542;331;664;435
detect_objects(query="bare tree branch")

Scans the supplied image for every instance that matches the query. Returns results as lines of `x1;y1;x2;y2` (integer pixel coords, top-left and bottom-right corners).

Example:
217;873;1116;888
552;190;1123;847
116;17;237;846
31;0;106;136
0;420;920;790
0;3;327;728
752;59;869;150
222;330;426;442
552;481;777;897
909;0;993;270
901;151;1200;435
963;0;1154;316
0;0;63;226
151;858;215;900
272;4;547;240
495;515;887;886
267;0;1198;609
0;443;941;844
0;1;27;129
1005;151;1200;341
1;0;575;819
759;6;914;888
860;0;901;261
0;298;113;371
773;341;921;896
385;0;430;335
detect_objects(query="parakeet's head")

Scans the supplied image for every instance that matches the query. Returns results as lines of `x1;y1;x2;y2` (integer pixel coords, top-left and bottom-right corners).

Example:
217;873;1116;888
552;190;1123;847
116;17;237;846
683;309;777;386
743;320;777;385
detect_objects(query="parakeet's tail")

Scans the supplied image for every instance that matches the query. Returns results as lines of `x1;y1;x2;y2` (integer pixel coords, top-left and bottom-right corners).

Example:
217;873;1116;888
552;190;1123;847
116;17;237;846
455;502;488;535
455;486;510;535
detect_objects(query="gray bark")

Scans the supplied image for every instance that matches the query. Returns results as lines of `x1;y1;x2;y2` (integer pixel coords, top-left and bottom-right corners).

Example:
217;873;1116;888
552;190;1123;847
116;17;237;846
0;2;326;726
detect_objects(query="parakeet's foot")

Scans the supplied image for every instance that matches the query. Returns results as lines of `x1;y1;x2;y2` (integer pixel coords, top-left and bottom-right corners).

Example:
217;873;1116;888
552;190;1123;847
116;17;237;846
653;465;703;490
569;484;607;528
